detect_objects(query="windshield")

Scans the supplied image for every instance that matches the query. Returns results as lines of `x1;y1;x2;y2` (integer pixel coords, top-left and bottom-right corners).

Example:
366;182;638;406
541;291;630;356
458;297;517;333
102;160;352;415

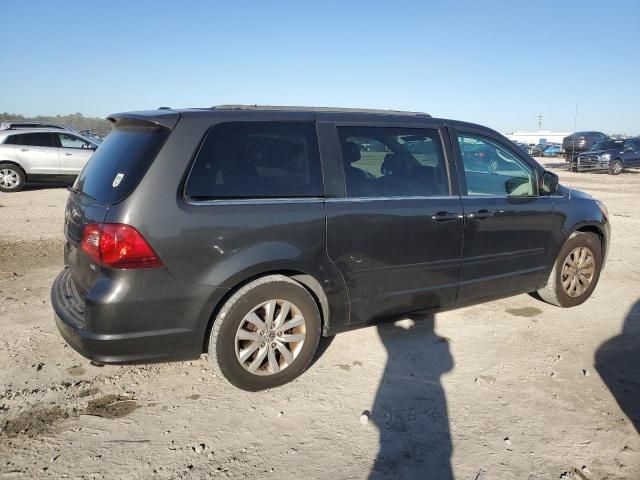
589;140;620;151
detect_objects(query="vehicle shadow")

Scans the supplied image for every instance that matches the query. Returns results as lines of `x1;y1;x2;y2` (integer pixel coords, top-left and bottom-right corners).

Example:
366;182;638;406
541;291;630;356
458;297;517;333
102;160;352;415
595;299;640;433
22;181;73;192
369;314;453;479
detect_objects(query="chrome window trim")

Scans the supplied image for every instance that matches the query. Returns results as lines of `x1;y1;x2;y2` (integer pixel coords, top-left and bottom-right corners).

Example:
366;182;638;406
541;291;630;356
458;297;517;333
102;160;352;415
325;195;456;203
185;193;544;205
459;195;540;199
185;197;325;206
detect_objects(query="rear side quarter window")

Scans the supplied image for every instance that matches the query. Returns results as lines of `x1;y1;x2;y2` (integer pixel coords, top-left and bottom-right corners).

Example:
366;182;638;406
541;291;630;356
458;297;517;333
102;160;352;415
185;122;323;200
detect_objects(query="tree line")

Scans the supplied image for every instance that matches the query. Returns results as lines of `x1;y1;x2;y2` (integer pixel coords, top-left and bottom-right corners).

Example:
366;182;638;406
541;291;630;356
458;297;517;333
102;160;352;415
0;112;112;136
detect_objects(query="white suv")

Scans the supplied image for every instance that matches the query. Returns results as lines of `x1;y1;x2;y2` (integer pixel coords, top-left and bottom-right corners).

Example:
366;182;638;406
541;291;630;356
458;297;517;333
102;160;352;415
0;128;99;192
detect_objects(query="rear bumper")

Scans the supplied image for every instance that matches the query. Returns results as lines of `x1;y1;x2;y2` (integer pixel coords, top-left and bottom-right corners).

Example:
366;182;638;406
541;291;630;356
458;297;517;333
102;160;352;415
51;268;227;363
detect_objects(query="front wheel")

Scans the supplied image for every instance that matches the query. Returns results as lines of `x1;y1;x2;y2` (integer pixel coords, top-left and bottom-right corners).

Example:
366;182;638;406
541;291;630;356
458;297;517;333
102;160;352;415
537;232;602;307
609;159;624;175
0;164;26;192
208;275;321;391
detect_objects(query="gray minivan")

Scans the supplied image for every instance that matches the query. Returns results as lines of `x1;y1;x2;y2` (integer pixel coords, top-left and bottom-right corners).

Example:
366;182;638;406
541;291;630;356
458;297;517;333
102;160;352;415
52;106;610;390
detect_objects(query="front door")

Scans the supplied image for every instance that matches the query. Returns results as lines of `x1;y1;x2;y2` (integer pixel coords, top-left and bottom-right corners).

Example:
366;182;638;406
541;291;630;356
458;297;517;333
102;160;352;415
451;128;558;303
323;122;464;325
56;133;96;174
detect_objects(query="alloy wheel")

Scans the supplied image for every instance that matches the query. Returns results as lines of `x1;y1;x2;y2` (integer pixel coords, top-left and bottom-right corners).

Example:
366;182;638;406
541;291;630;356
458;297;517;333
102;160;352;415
0;168;19;189
561;246;595;297
234;299;306;375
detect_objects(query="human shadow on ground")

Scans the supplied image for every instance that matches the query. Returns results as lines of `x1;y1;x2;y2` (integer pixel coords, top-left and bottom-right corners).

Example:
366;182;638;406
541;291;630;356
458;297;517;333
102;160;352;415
369;315;453;479
595;299;640;433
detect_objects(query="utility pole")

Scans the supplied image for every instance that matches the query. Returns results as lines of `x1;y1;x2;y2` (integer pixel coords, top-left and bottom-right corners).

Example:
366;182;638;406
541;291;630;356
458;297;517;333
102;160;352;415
538;114;543;131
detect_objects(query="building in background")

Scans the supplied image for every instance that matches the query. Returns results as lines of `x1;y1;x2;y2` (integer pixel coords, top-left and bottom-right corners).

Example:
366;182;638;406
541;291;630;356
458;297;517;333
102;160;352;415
504;130;571;145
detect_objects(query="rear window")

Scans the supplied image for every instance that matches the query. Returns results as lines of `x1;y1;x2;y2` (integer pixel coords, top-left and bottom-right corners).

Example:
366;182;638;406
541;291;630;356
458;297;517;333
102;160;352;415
74;127;169;204
185;122;322;199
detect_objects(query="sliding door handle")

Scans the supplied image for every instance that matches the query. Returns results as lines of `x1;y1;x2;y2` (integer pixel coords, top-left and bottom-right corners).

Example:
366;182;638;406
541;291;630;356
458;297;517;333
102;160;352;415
467;209;494;220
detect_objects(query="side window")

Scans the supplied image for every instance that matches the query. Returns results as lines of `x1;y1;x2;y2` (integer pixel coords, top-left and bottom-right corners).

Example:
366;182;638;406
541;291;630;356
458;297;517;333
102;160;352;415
185;122;322;199
457;134;537;197
337;126;449;197
14;132;55;148
58;133;93;149
3;135;20;145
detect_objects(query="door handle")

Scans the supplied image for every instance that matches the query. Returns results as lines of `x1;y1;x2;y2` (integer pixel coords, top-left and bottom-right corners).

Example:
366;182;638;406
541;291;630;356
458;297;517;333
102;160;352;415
467;209;495;220
431;211;462;222
20;148;29;152
64;153;72;156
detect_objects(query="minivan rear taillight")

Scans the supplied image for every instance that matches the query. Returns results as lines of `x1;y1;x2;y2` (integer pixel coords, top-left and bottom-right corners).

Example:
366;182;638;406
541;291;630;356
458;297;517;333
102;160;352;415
81;223;163;269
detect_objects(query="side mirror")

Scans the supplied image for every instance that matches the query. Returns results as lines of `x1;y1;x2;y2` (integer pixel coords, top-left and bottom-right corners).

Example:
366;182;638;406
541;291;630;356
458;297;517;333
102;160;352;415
540;170;559;194
625;146;634;152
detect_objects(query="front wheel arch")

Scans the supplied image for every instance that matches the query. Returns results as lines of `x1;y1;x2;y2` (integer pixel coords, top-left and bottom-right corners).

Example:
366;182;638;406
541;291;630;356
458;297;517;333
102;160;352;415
609;158;624;175
573;225;605;256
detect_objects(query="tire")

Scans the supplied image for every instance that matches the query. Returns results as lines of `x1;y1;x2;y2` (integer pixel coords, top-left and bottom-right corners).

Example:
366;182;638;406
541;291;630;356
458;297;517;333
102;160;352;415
208;274;321;391
0;163;26;192
537;231;602;308
609;159;623;175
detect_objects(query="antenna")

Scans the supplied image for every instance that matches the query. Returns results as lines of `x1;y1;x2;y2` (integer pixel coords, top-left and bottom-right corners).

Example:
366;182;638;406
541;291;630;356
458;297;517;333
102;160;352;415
538;114;543;131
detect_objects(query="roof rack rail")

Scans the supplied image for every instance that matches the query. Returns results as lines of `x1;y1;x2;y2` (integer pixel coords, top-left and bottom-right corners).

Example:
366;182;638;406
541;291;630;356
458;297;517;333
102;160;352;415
210;104;431;117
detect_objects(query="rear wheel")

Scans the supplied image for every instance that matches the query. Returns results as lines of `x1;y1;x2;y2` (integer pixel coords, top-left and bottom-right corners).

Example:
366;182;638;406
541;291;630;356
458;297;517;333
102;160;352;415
208;275;321;391
609;159;624;175
0;164;25;192
537;232;602;307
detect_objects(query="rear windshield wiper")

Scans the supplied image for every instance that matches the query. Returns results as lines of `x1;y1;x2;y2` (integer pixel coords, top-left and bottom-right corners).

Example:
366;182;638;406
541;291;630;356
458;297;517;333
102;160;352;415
67;186;97;202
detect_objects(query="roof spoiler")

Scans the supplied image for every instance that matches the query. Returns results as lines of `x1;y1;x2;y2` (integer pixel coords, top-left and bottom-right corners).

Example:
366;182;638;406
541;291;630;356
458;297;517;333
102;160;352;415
107;110;181;130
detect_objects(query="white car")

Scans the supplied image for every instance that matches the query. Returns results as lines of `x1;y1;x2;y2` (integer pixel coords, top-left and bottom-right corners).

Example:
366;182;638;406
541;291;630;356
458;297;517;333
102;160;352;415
0;128;99;192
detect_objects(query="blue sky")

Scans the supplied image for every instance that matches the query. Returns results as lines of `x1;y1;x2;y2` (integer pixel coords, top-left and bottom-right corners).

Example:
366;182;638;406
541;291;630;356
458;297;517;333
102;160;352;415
1;0;638;134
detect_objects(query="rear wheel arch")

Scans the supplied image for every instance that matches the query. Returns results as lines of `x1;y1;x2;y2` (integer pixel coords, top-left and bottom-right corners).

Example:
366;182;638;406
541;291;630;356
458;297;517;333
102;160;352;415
201;269;329;353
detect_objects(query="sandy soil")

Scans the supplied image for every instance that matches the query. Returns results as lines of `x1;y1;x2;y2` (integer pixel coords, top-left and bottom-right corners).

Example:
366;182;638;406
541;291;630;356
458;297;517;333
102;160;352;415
0;161;638;479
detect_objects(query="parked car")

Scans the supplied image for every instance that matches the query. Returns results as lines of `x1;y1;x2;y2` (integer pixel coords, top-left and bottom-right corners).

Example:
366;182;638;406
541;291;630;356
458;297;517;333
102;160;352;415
562;131;608;160
514;142;529;152
0;129;99;192
51;106;610;391
575;138;640;175
78;129;104;144
542;145;562;157
0;121;77;133
529;143;553;156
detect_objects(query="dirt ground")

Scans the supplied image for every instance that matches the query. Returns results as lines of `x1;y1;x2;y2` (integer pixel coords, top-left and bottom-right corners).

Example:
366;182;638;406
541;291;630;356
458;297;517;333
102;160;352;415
1;163;638;480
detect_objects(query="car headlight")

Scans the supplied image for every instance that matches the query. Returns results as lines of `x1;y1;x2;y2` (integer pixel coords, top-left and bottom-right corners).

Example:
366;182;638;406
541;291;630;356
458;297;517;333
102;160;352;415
600;153;611;162
596;200;609;218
